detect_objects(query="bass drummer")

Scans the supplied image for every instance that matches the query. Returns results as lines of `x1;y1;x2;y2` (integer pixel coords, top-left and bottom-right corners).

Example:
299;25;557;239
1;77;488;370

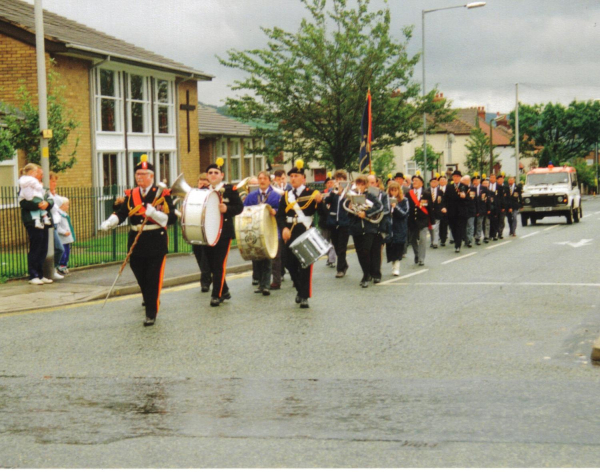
275;160;322;309
204;161;243;307
243;170;281;296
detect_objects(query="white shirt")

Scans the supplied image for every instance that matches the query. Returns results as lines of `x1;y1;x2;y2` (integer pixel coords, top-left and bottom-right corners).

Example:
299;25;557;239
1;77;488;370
141;184;153;197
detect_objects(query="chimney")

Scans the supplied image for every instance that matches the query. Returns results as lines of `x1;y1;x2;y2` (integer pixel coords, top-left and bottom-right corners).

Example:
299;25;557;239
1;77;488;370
495;111;509;129
434;92;444;102
477;106;486;121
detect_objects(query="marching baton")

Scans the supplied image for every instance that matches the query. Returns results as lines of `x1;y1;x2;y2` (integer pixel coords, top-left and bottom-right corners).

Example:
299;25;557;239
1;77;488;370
102;183;167;307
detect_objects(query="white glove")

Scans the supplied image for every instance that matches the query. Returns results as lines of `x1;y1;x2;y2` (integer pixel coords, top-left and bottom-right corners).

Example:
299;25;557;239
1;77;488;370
100;214;119;231
145;204;168;227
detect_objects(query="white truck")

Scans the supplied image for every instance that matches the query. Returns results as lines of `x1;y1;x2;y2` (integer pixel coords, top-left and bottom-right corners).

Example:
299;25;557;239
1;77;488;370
520;165;582;226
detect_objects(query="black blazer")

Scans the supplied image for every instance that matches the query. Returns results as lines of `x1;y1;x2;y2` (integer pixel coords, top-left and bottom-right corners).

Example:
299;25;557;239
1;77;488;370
407;188;434;230
219;184;244;240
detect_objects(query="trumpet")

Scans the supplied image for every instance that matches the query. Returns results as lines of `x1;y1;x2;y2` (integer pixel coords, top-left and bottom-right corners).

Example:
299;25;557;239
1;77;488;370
342;189;385;224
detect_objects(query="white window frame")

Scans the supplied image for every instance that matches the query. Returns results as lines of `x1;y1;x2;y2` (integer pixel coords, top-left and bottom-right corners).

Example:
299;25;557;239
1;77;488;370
127;74;150;135
154;78;175;135
95;69;123;133
229;138;241;182
0;149;19;209
157;151;177;185
98;151;126;188
406;160;418;177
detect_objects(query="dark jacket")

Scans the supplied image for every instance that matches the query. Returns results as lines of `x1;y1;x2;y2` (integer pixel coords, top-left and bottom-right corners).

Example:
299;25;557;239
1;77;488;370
276;186;320;242
113;185;177;258
324;191;350;228
465;186;477;218
19;190;54;228
472;184;489;217
389;197;409;244
407;188;434;231
348;192;384;236
430;186;446;220
218;184;244;240
505;184;523;210
445;182;469;219
487;182;503;215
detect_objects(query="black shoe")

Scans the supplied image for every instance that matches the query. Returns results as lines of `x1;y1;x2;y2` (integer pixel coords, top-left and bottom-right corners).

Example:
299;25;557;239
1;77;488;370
476;240;481;245
449;240;454;244
295;295;302;304
252;279;259;286
254;288;263;294
360;280;369;288
262;289;270;296
142;302;145;307
300;299;309;308
220;291;232;302
373;278;381;284
210;297;221;307
499;236;504;240
414;257;418;264
440;243;446;247
467;243;472;248
484;239;489;244
432;244;438;249
143;317;155;327
419;261;425;266
201;285;210;293
493;237;498;241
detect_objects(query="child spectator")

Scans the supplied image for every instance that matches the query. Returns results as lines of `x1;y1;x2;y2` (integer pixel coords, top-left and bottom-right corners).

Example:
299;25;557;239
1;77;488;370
57;198;75;275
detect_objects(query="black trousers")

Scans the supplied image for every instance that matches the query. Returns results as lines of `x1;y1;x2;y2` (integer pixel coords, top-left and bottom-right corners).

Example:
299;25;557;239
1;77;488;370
192;245;212;288
489;214;499;239
370;233;383;279
26;225;49;280
271;238;283;285
439;217;449;244
204;237;232;298
284;242;312;299
330;225;350;272
352;232;375;281
130;255;166;319
450;216;466;249
252;259;272;289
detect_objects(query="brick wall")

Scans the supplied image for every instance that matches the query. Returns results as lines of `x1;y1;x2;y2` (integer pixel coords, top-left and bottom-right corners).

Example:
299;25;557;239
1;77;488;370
177;80;200;184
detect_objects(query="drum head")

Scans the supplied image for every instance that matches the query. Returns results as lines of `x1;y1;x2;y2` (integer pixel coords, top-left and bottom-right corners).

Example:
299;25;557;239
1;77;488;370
261;205;279;259
203;190;223;246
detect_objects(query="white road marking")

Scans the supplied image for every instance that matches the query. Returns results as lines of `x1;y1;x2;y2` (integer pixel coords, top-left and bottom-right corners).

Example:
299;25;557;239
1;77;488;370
409;282;600;287
485;241;512;250
582;214;591;219
520;231;540;239
593;211;600;215
379;269;429;285
542;224;560;232
554;239;593;248
441;252;477;265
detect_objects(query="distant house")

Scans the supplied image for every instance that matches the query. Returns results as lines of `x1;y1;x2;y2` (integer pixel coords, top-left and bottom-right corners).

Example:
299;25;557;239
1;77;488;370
198;105;266;182
0;0;213;190
392;94;533;179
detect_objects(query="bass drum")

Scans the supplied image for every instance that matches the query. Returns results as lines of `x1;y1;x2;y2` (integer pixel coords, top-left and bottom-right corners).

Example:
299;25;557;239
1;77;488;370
181;188;223;246
234;204;279;261
289;227;333;269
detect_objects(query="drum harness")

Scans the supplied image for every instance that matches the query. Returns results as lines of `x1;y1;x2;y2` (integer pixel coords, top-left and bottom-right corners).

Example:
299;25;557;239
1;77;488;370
285;189;319;232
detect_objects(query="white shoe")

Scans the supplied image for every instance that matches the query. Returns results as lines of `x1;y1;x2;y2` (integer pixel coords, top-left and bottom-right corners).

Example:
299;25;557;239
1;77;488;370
392;261;400;276
41;277;53;284
53;271;64;280
29;277;44;285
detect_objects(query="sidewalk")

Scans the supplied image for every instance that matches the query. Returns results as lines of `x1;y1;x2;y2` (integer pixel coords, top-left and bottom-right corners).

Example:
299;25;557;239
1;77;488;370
0;249;252;315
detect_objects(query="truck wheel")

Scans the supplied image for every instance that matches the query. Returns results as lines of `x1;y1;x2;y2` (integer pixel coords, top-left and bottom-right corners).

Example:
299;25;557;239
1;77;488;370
574;206;580;223
521;214;528;227
531;217;537;225
566;209;573;225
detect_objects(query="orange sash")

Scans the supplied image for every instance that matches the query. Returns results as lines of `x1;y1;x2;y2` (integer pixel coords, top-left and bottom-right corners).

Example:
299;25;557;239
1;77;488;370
409;190;428;215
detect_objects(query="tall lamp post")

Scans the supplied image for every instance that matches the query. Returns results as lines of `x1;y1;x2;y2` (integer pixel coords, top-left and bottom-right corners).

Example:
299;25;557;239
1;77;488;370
422;2;486;180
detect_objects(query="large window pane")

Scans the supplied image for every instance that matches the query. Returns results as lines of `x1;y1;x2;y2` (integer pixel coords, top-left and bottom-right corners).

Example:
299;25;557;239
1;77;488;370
159;152;171;184
231;158;240;181
102;153;118;187
157;80;169;103
101;99;116;132
243;157;251;177
158;105;169;134
255;156;263;173
130;75;144;101
100;69;115;96
131;102;144;133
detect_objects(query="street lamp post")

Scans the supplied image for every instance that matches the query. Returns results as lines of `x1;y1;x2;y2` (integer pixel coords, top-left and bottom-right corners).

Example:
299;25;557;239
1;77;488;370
422;2;485;181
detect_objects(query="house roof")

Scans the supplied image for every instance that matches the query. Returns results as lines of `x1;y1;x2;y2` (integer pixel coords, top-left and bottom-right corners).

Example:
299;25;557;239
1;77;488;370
0;0;213;80
198;105;255;137
428;107;513;146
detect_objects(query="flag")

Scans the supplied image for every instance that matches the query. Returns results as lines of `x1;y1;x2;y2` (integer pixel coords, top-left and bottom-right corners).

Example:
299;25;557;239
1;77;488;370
359;90;372;173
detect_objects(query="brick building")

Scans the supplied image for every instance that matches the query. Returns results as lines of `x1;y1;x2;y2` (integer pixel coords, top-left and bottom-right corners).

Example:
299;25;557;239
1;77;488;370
0;0;212;190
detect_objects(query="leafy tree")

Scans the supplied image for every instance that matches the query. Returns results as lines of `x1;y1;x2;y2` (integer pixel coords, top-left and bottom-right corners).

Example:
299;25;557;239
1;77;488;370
570;158;595;188
465;126;495;176
371;148;395;179
4;62;79;173
219;0;452;171
0;127;15;162
412;143;442;176
509;100;600;167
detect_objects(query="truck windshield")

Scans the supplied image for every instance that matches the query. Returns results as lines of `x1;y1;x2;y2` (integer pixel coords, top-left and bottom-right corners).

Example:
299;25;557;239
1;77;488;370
527;172;569;185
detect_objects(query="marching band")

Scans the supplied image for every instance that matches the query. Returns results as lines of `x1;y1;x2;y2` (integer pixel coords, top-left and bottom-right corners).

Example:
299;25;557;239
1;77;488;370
100;156;523;326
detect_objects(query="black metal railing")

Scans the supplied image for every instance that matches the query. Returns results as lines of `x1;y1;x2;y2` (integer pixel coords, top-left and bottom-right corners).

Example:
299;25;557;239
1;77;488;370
0;185;196;281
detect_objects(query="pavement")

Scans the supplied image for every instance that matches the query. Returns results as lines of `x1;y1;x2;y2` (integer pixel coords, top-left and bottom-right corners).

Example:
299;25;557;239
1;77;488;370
0;249;252;315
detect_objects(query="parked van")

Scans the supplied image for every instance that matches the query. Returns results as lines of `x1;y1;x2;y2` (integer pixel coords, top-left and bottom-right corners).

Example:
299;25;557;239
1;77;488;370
520;165;582;225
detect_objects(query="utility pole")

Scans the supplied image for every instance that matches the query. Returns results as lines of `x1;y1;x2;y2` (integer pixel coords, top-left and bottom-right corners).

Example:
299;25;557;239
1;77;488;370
489;118;494;176
515;83;520;180
34;0;54;278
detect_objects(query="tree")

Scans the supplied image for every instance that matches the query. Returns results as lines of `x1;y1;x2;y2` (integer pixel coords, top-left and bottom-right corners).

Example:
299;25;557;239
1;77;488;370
219;0;452;171
413;143;442;176
509;100;600;167
4;61;79;173
0;127;14;162
371;148;395;179
465;126;494;176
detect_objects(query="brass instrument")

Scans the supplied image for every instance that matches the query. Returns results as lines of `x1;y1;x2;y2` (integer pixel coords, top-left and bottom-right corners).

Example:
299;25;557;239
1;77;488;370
342;188;385;224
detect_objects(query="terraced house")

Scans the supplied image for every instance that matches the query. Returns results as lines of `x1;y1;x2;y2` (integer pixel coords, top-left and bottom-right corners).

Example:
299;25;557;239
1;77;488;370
0;0;213;191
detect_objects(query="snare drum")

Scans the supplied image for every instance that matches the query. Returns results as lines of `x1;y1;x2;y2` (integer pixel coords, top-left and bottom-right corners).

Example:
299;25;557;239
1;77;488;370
181;188;223;246
289;227;333;269
234;204;279;261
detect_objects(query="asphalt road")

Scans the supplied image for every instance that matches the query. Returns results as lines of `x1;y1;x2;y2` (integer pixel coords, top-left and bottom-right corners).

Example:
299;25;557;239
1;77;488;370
2;199;600;467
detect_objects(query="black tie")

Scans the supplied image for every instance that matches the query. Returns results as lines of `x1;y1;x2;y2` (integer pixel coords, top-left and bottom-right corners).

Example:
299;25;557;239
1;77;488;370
260;192;266;203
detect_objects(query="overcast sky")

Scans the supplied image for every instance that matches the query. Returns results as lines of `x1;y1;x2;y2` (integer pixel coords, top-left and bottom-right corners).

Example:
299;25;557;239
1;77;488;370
26;0;600;114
